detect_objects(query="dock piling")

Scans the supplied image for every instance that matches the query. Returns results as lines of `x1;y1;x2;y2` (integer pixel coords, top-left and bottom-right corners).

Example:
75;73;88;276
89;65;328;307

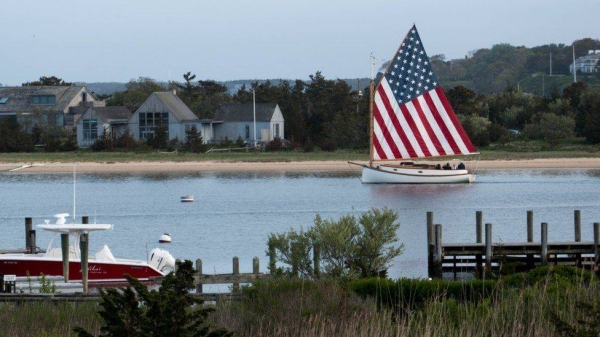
434;224;443;279
485;223;492;272
80;233;89;293
61;233;69;282
25;217;32;252
541;222;548;266
195;259;203;294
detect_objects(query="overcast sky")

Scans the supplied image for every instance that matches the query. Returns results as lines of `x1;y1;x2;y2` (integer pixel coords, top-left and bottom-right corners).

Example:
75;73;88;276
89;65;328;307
1;0;598;86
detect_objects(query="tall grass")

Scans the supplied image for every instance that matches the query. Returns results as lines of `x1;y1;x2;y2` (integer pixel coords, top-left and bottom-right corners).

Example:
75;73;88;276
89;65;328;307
1;267;598;336
0;301;100;336
210;267;600;336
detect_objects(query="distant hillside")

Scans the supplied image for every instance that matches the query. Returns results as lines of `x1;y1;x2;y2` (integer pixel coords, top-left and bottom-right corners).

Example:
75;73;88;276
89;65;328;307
75;37;600;97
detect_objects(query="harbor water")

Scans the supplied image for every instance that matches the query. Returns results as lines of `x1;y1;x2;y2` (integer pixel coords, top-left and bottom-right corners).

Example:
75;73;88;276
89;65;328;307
1;168;600;289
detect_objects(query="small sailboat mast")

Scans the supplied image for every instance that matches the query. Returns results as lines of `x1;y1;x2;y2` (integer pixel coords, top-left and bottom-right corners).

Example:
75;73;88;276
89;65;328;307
369;53;375;167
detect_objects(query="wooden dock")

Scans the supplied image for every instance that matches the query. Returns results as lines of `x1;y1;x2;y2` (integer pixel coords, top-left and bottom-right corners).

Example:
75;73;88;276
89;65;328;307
427;210;600;280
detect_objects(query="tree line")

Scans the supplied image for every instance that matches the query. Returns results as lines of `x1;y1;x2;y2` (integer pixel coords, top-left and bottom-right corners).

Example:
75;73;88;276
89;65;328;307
1;68;599;153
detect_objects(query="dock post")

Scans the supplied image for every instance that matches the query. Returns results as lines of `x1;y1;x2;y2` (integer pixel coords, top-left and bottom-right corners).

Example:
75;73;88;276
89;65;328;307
61;233;69;282
541;223;548;266
574;210;582;266
313;242;321;279
434;224;443;279
527;210;534;268
594;223;599;268
232;257;240;292
82;216;89;225
427;212;434;277
195;259;203;294
476;211;483;279
485;223;492;275
574;210;581;242
253;257;259;274
28;230;36;254
80;233;89;293
25;217;32;252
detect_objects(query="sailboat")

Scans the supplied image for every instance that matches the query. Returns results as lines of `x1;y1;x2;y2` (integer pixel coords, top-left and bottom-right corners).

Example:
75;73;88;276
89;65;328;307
351;25;478;184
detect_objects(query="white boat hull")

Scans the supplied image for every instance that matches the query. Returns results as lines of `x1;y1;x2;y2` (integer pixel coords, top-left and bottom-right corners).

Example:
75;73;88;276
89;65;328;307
361;165;475;184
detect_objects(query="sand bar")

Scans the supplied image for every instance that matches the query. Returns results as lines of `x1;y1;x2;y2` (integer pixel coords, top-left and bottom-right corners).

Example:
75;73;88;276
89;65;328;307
1;158;599;173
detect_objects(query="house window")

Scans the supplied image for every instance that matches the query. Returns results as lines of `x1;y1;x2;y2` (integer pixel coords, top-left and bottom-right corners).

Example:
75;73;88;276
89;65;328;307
245;125;250;139
138;112;169;139
82;92;87;102
274;124;280;138
31;95;56;105
83;119;98;140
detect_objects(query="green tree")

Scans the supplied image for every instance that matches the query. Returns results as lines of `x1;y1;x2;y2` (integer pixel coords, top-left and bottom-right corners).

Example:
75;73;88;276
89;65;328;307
107;77;165;112
267;207;403;280
0;117;35;152
22;76;73;86
185;126;205;153
73;260;231;337
581;91;600;143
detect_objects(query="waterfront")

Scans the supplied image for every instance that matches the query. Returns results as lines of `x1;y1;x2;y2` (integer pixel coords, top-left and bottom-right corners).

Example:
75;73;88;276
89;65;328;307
1;168;599;287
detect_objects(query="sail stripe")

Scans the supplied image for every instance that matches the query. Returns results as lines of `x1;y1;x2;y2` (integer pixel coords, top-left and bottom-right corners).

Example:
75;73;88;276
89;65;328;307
421;91;457;155
376;81;415;158
380;82;422;158
375;82;412;159
429;88;473;154
411;97;442;156
434;87;477;153
417;94;453;155
373;102;399;159
404;101;434;157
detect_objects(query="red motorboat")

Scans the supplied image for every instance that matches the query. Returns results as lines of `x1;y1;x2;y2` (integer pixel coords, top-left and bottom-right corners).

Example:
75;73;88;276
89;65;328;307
0;213;176;283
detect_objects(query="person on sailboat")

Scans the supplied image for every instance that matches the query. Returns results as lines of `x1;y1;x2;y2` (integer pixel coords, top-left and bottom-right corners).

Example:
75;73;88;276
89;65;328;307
457;162;466;170
443;163;451;170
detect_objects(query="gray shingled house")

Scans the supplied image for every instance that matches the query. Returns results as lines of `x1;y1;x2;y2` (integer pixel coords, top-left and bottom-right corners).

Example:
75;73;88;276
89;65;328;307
76;106;132;148
128;91;209;143
213;103;284;144
0;86;103;130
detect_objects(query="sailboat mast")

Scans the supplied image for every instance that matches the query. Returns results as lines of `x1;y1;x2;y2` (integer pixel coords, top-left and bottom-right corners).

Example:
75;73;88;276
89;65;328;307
369;53;375;166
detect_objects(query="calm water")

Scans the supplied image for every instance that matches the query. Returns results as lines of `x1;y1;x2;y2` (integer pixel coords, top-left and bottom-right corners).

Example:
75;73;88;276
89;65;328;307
1;168;600;286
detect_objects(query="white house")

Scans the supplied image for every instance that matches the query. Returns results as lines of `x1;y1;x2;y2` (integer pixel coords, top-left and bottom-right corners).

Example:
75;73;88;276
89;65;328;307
570;50;600;74
129;91;205;143
213;103;284;144
76;106;132;148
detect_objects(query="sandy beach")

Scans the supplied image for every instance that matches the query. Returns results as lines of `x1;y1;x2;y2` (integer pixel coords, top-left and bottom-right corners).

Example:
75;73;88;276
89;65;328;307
1;158;600;173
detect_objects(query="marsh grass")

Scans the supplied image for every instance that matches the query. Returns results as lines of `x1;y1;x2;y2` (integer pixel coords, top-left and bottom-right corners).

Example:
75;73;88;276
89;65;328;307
210;267;600;336
0;301;100;336
1;267;599;336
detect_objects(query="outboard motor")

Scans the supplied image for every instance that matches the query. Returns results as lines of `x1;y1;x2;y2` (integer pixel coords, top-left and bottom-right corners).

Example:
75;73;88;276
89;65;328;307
148;248;176;274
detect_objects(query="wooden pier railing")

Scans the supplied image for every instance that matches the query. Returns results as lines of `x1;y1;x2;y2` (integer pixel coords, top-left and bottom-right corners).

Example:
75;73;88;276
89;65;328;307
427;210;600;280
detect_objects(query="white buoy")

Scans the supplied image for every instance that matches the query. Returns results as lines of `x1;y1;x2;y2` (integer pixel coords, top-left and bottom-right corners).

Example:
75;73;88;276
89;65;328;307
159;233;172;243
181;195;194;202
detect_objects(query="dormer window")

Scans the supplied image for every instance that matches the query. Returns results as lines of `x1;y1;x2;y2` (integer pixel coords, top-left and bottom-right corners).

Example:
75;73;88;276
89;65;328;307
0;97;8;104
31;95;56;105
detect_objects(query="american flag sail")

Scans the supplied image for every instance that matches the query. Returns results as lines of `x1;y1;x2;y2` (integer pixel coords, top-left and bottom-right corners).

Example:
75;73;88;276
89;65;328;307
372;25;476;161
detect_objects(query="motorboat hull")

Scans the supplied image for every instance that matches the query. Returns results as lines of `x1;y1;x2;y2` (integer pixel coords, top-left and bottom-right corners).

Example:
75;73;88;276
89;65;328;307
0;256;164;282
361;164;475;184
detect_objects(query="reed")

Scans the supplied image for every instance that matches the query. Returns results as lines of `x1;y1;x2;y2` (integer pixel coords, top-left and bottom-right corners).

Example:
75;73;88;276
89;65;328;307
0;301;100;336
1;267;597;336
209;267;600;336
